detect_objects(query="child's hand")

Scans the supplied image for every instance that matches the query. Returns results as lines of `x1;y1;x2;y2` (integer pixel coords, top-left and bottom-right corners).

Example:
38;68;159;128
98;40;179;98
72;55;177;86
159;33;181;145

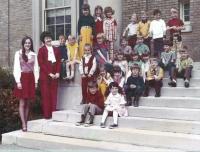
88;74;92;77
35;83;38;88
130;84;136;89
17;83;22;89
81;74;86;77
55;73;60;79
49;73;55;79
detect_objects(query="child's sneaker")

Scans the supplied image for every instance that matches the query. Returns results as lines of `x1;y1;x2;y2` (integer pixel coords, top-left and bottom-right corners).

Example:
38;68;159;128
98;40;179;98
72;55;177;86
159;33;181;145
168;80;177;87
184;80;190;88
100;123;105;128
109;124;118;129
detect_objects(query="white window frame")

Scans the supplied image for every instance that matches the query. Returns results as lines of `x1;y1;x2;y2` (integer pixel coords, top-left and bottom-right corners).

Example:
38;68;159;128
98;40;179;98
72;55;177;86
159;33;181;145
180;0;192;32
42;0;78;40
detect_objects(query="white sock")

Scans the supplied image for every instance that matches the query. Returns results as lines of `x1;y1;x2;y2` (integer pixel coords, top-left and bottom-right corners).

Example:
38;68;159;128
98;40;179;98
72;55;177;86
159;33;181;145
113;110;118;125
101;110;108;124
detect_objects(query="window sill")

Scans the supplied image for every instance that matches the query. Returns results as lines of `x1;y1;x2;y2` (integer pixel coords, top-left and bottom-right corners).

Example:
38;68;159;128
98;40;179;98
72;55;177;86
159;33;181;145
182;23;192;33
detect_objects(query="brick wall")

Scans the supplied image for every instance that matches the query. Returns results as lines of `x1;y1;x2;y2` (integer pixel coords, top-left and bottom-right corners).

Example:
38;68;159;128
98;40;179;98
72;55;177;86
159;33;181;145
122;0;200;61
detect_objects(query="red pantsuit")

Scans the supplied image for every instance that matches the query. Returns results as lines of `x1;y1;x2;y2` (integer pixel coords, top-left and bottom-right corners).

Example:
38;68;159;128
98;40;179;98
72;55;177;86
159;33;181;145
38;46;61;119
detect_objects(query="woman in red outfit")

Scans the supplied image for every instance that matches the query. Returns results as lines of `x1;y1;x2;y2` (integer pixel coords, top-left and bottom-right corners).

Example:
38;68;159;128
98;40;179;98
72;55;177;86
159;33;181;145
38;31;61;119
13;36;39;131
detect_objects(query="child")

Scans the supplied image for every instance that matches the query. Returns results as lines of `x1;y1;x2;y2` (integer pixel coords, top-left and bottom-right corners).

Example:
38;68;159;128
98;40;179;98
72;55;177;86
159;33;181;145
159;40;176;80
149;9;166;57
169;49;193;88
58;35;68;79
125;64;145;107
66;35;79;79
144;58;164;97
123;13;138;49
78;4;95;59
93;33;109;67
134;36;150;58
93;5;104;44
76;80;104;127
100;82;127;129
119;38;133;62
113;51;128;78
167;8;185;45
141;53;151;81
103;6;117;59
112;65;126;89
79;43;97;103
97;66;113;100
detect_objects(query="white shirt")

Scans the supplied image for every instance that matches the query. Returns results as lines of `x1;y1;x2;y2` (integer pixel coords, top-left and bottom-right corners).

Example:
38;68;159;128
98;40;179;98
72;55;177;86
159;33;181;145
46;45;56;63
149;19;166;39
126;23;138;36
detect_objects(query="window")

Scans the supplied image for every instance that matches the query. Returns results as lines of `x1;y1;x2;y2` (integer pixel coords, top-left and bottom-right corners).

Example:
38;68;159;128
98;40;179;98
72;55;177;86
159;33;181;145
45;0;71;40
180;0;192;32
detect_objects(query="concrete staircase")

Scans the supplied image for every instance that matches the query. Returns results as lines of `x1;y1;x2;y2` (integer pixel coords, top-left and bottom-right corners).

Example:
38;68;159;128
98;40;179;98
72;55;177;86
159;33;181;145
2;63;200;151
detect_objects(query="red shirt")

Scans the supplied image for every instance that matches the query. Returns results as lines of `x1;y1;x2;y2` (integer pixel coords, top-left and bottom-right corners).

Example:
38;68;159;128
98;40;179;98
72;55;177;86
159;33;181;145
95;18;104;34
85;90;104;109
167;18;184;36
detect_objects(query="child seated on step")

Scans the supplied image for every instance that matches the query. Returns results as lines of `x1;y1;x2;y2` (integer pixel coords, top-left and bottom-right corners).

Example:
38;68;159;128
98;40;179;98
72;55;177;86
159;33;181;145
66;35;79;79
168;48;193;88
119;37;133;62
159;40;176;81
125;64;145;107
140;53;150;82
100;82;127;129
58;35;68;79
112;65;126;90
144;58;164;97
76;80;104;127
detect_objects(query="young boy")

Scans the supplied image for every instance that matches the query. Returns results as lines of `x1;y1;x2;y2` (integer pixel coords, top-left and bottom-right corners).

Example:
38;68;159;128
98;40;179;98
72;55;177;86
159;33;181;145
149;9;166;57
169;49;193;88
144;58;164;97
160;40;176;80
76;80;104;127
134;36;150;58
125;64;145;107
66;35;79;79
79;43;97;103
58;35;68;79
119;38;133;62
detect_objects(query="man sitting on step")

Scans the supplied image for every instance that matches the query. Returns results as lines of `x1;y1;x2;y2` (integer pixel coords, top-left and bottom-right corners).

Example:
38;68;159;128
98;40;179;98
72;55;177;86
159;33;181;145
76;80;104;127
168;48;193;88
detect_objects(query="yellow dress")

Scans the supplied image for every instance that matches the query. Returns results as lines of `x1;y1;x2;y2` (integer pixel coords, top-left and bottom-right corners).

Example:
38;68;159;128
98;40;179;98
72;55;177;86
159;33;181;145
66;42;79;61
79;26;93;59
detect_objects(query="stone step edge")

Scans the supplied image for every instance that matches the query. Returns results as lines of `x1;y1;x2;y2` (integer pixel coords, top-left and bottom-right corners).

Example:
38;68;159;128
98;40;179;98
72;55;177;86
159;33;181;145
2;131;184;152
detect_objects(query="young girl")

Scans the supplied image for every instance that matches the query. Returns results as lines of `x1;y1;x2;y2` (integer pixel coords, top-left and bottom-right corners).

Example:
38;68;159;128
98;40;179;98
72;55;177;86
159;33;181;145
97;66;113;100
123;13;138;49
119;38;133;62
66;35;79;79
100;82;127;129
13;36;39;131
93;5;104;44
103;6;117;59
112;65;126;89
93;33;109;67
79;43;97;103
78;4;95;59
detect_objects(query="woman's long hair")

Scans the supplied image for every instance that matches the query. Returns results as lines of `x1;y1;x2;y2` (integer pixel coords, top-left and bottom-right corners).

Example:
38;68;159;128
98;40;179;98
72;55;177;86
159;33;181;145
21;36;34;62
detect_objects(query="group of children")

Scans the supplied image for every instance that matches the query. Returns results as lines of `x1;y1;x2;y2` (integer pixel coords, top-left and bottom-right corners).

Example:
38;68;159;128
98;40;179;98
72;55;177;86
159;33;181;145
57;4;194;129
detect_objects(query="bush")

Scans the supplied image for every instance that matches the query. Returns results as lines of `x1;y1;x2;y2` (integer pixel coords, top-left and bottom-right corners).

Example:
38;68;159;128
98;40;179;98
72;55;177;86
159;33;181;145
0;67;42;141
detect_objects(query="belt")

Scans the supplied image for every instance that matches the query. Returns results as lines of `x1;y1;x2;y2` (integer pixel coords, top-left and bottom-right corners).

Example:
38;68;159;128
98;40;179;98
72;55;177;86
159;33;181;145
82;26;92;29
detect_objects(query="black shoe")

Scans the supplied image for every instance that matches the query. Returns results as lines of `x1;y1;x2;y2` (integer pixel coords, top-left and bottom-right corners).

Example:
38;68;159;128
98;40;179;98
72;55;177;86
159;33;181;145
168;81;176;87
100;123;105;128
75;114;85;126
184;81;190;88
109;124;118;129
155;92;161;97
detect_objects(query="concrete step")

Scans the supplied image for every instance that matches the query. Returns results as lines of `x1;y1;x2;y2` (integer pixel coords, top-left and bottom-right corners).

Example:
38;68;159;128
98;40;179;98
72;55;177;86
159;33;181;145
2;130;185;152
162;78;200;87
51;111;200;134
140;96;200;109
164;70;200;78
25;120;200;151
149;87;200;97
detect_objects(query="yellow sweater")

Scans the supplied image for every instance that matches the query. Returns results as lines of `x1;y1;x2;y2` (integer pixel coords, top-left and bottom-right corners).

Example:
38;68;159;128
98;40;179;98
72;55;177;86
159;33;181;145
137;21;151;38
146;66;164;81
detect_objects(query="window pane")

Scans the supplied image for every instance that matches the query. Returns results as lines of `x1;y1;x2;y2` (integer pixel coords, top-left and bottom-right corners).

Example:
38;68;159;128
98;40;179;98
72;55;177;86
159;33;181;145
47;25;55;40
55;0;64;7
46;10;55;25
65;24;71;36
64;0;71;6
56;25;64;39
184;10;189;16
56;9;65;24
184;16;190;22
65;15;71;23
46;0;55;8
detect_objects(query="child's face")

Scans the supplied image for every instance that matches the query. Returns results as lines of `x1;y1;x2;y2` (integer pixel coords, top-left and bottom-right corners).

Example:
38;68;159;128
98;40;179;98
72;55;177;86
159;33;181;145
97;36;103;44
131;15;137;23
142;56;150;61
44;36;52;46
117;54;123;60
24;39;32;51
141;14;147;21
110;86;118;95
59;37;66;45
151;60;158;68
68;37;75;45
171;12;178;18
106;12;112;18
132;55;139;61
95;8;102;17
84;46;92;55
137;38;143;44
132;68;139;76
88;87;98;94
154;13;161;20
82;9;89;16
121;39;127;47
164;45;170;52
181;52;188;59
